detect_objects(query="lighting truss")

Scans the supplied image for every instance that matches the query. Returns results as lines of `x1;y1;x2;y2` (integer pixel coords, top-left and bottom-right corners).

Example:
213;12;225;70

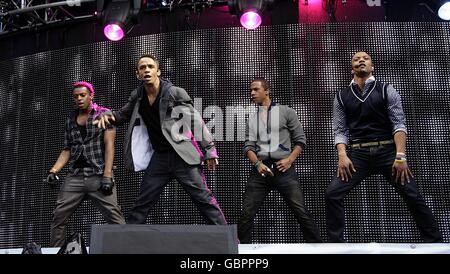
0;0;98;36
0;0;228;37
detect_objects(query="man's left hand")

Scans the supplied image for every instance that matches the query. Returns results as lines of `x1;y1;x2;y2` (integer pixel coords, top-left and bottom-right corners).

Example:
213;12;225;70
205;158;218;171
392;161;414;185
276;158;293;173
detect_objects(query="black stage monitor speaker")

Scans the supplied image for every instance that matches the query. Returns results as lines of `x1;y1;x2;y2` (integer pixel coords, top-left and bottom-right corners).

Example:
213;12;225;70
89;224;238;254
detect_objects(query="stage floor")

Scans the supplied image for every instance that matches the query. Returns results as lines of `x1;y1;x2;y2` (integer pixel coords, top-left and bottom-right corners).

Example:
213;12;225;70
238;243;450;254
1;243;450;254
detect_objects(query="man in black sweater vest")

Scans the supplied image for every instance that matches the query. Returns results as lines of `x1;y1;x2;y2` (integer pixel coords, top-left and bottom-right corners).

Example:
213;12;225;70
325;51;442;243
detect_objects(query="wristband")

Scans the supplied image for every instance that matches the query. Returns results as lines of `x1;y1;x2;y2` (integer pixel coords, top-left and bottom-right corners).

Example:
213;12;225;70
395;159;407;164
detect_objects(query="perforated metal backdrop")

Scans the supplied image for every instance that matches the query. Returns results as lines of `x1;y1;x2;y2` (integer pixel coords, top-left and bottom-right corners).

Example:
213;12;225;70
1;23;449;248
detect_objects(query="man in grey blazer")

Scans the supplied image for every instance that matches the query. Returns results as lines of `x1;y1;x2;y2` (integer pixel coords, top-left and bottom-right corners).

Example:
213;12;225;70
94;54;227;225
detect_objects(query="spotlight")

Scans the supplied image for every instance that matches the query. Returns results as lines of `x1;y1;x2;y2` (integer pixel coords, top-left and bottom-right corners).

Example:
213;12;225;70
97;0;142;41
228;0;274;30
104;23;125;41
420;0;450;20
438;1;450;20
240;11;262;30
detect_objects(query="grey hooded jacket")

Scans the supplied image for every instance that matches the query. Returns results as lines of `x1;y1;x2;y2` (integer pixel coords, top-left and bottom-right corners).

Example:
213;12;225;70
109;78;218;171
243;102;306;161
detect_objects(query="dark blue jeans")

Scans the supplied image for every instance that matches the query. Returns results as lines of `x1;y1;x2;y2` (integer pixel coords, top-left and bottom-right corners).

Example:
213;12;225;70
127;150;227;225
325;144;442;243
238;164;322;243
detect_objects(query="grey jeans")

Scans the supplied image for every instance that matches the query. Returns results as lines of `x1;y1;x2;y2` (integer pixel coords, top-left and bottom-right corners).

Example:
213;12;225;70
50;173;125;247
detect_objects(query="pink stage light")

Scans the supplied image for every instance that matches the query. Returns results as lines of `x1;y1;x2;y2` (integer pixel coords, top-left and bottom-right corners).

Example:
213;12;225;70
239;11;262;30
104;24;124;41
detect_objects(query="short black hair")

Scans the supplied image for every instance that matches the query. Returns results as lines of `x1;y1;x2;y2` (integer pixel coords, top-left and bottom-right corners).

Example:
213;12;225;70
351;50;373;60
136;54;160;70
251;77;270;91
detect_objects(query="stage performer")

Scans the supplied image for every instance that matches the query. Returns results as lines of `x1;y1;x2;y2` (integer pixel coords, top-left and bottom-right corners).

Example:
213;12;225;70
325;51;442;243
47;81;125;247
94;54;227;226
238;77;323;243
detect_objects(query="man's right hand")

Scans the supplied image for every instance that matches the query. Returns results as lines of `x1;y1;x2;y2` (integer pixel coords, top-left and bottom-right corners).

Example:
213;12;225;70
257;163;274;177
46;172;60;189
337;155;356;182
93;113;115;129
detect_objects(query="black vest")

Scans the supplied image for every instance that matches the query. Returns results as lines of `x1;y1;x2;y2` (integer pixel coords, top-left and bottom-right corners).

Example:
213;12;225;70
337;81;392;142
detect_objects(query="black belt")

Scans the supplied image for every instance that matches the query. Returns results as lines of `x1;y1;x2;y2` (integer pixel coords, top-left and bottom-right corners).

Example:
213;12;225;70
351;139;394;148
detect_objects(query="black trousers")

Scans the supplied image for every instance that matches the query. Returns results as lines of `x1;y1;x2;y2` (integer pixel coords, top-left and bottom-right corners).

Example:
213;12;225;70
238;165;322;243
127;150;227;225
325;144;442;243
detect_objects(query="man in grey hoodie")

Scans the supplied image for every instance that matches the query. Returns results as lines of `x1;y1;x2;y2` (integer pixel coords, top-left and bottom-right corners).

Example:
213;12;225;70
238;77;322;243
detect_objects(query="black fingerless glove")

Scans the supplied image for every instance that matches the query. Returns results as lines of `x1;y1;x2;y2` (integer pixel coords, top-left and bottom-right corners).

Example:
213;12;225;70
99;177;114;196
46;172;60;189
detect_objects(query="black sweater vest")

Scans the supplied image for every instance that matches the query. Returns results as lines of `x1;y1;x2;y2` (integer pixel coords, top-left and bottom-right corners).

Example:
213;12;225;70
337;81;393;142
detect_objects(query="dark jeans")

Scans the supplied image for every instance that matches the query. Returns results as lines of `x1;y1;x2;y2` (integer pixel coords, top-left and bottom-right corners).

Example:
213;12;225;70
238;165;322;243
325;144;442;243
127;150;227;225
50;174;125;247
